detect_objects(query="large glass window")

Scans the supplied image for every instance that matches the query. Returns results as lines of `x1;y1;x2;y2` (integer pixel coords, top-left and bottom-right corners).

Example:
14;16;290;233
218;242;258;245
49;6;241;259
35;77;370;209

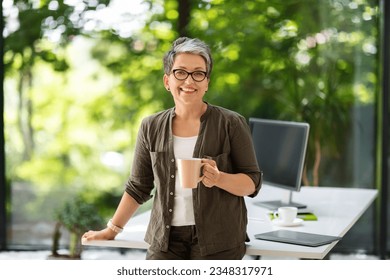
2;0;386;257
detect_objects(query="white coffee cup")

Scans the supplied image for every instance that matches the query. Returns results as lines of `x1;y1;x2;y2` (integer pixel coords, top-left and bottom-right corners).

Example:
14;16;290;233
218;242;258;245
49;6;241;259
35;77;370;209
273;207;298;223
177;158;205;188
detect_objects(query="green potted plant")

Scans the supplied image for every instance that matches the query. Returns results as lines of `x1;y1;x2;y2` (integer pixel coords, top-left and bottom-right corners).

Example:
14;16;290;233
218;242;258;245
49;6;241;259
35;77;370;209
49;197;104;259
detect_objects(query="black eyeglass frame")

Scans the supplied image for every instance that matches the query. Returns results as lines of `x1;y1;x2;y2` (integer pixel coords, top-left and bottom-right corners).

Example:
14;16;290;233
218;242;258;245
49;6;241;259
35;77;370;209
172;69;208;82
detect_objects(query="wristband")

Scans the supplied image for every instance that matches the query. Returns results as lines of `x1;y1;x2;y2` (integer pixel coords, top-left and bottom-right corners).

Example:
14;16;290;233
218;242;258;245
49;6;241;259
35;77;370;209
107;219;123;233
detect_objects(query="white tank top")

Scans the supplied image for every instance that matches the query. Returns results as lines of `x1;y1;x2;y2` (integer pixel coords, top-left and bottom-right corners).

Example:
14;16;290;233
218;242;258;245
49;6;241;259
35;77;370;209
171;135;197;226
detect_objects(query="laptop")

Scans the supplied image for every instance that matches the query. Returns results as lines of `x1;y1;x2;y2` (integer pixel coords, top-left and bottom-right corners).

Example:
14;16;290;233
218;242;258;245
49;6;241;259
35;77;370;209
254;230;342;247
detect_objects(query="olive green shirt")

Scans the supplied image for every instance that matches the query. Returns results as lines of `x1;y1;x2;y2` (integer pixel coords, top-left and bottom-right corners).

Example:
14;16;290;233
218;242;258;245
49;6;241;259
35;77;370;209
125;103;262;256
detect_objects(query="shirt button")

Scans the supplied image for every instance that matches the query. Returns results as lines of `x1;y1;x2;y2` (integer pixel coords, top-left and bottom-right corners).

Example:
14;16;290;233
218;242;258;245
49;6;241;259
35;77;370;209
171;159;175;162
170;192;173;195
171;174;174;178
169;209;173;212
166;225;170;229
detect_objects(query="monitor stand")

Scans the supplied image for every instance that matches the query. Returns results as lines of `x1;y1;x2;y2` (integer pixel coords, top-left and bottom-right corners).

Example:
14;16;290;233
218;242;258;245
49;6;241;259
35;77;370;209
254;191;307;210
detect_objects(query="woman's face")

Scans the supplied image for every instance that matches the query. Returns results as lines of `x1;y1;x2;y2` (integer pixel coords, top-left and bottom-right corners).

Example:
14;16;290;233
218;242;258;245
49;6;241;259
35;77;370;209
164;53;209;106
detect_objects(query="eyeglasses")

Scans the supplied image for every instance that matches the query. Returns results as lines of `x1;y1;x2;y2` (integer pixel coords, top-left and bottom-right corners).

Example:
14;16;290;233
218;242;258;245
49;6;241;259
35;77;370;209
172;69;208;82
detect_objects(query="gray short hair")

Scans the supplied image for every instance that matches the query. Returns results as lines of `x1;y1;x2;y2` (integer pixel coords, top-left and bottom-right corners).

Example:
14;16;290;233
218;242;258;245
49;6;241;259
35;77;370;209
163;37;213;78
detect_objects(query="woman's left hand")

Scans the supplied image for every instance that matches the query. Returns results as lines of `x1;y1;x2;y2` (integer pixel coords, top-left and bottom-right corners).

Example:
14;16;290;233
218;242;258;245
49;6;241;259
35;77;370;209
201;158;221;188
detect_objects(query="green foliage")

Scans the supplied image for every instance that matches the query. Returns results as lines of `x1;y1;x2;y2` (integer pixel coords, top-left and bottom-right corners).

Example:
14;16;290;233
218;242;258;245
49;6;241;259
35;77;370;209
4;0;380;233
52;196;105;258
55;197;105;235
81;0;378;185
4;0;110;72
187;0;377;185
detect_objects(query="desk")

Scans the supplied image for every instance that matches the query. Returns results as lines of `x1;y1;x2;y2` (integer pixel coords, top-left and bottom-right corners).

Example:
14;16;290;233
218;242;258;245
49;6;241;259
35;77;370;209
82;185;377;259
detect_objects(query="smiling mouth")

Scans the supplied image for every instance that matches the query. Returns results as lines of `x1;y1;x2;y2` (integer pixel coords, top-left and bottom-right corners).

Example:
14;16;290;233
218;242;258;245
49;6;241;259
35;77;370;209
180;87;196;94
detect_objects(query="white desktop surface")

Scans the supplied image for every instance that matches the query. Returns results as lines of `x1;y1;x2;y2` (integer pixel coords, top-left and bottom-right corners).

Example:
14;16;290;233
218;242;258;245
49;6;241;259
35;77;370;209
82;185;378;259
245;185;377;259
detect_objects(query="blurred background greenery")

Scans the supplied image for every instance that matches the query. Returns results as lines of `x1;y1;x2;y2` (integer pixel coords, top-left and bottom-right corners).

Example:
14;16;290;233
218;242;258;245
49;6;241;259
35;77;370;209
2;0;384;256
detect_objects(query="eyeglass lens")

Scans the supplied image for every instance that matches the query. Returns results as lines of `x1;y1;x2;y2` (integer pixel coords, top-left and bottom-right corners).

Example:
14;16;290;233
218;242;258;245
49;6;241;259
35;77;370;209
173;69;206;82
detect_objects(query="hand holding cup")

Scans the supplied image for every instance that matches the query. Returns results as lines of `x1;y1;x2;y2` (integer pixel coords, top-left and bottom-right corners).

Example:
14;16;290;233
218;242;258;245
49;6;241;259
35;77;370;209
200;158;221;188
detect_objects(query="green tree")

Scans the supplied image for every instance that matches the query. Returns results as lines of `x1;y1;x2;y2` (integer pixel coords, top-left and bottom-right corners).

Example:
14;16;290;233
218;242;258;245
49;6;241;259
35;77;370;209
52;197;104;258
2;0;380;256
88;0;377;186
4;0;118;222
4;0;110;161
189;0;377;186
4;0;379;227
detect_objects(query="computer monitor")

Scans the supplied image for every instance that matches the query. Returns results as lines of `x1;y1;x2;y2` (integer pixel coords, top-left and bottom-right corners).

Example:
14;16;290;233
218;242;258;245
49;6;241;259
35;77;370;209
249;118;310;210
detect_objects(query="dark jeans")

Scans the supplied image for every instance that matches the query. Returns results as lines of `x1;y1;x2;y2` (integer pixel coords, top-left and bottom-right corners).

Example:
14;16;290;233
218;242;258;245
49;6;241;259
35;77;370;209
146;225;246;260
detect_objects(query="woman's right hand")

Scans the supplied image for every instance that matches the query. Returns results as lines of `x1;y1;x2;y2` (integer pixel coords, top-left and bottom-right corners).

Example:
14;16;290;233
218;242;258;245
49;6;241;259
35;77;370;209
81;227;117;242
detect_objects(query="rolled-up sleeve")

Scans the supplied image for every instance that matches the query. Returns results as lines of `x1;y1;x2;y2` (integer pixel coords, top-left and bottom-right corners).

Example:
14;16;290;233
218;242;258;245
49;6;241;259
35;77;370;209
125;120;155;204
230;115;262;197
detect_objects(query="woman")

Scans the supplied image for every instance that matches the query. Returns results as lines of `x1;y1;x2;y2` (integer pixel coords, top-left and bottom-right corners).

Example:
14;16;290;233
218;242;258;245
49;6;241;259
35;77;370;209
82;37;262;260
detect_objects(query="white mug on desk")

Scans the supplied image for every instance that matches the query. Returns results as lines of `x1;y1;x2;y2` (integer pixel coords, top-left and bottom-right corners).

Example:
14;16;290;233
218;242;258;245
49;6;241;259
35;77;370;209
273;207;298;223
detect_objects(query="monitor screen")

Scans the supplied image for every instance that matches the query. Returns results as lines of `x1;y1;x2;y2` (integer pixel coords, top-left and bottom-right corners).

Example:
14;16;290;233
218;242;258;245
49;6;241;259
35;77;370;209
249;118;310;209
